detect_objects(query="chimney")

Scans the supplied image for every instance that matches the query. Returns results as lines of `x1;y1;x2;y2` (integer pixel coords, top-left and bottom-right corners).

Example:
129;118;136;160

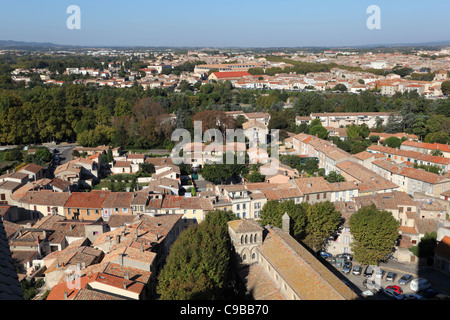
123;281;127;290
282;212;290;233
124;272;130;280
118;253;124;266
134;228;138;239
64;290;68;300
140;243;144;252
307;182;312;188
116;235;121;244
155;233;159;242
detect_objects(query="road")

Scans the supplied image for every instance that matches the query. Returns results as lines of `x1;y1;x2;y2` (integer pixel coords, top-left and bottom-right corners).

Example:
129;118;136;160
45;143;77;178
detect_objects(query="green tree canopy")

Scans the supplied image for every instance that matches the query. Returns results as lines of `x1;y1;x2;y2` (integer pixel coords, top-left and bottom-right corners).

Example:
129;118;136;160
156;213;235;300
349;205;400;265
303;201;342;251
259;200;308;240
383;136;402;148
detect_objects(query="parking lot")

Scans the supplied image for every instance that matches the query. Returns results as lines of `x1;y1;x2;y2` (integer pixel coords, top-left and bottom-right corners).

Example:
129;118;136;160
321;254;450;300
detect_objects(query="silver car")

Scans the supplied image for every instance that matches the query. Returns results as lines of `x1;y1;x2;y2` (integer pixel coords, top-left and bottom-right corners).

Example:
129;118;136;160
342;261;352;274
398;274;413;285
386;272;397;282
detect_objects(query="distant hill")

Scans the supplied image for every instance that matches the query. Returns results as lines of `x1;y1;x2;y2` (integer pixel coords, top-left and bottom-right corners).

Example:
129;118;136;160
0;39;449;50
0;40;64;49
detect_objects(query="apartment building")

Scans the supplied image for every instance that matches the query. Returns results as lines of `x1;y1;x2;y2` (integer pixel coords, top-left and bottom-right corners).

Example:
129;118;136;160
310;112;394;129
371;159;450;198
367;145;450;171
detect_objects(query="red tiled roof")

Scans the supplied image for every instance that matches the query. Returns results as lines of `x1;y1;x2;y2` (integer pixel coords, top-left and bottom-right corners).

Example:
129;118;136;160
64;191;110;209
435;236;450;260
211;71;251;78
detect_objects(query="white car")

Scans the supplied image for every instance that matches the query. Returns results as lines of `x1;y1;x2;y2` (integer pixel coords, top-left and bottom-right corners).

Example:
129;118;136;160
375;268;385;279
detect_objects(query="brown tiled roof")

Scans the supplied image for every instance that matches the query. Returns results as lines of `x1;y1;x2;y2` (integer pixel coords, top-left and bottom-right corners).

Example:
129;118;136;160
19;163;43;174
50;177;71;191
237;263;287;300
102;192;133;209
228;219;263;234
74;288;125;300
19;190;71;207
65;191;110;209
257;227;357;300
293;177;332;194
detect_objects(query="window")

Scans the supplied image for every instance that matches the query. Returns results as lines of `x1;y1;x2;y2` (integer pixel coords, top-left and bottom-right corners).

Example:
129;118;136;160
123;208;128;213
242;203;246;210
0;194;5;201
87;209;91;216
114;208;119;213
317;194;320;200
236;204;240;211
193;210;196;215
47;206;51;213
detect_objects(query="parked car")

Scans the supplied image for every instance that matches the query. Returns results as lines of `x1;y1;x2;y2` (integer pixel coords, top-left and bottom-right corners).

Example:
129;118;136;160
363;265;376;278
410;278;431;293
421;288;439;298
381;288;404;300
375;268;385;279
398;274;413;285
434;294;450;300
363;279;382;292
386;285;403;294
342;261;352;274
326;256;336;264
335;257;345;268
319;251;332;258
386;272;397;282
336;253;352;261
352;265;362;275
403;293;424;300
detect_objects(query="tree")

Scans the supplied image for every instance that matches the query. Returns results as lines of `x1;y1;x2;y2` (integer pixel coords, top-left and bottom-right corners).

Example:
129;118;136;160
441;81;450;95
411;117;427;140
409;231;437;259
244;170;265;183
349;205;400;265
383;136;402;149
369;135;380;144
259;200;308;240
424;131;449;144
156;217;234;300
303;201;342;252
333;84;347;92
325;171;345;183
309;124;328;140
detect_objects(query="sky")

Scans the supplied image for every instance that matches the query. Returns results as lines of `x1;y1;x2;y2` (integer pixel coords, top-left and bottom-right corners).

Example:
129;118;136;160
0;0;449;48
